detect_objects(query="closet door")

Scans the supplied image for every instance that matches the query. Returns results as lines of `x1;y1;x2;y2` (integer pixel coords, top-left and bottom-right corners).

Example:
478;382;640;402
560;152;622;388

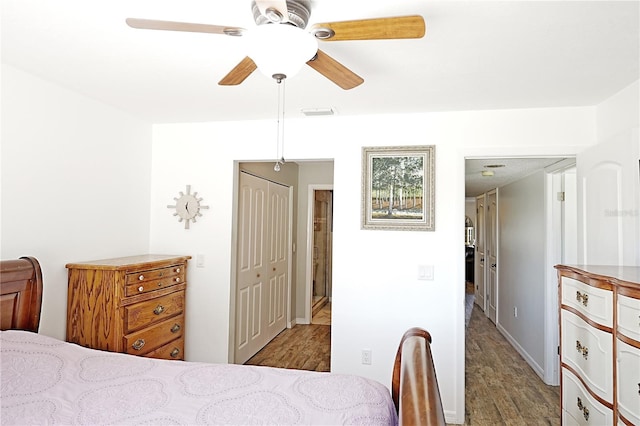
235;172;291;364
265;181;289;343
236;172;268;364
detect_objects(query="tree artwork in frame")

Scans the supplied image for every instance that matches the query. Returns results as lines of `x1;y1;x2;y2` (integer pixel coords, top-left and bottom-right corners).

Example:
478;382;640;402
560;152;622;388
362;145;435;231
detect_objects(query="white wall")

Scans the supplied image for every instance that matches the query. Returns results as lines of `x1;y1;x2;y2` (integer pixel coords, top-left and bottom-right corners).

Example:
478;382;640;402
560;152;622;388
1;65;153;340
149;107;595;423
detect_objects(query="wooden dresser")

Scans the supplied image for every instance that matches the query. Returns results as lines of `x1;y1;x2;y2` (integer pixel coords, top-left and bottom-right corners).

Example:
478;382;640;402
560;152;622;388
556;265;640;425
66;254;190;360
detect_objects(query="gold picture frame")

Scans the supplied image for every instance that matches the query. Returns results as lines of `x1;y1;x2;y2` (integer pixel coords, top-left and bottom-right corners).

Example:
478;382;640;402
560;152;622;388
361;145;435;231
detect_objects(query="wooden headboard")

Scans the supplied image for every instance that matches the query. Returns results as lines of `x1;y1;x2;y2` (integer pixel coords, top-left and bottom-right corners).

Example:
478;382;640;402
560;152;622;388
0;256;43;332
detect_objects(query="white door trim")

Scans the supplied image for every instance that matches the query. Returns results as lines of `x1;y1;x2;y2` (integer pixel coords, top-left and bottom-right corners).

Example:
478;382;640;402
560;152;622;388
304;184;334;324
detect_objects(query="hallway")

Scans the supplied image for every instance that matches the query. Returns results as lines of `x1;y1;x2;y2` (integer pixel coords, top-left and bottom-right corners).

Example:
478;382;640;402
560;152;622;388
465;307;560;425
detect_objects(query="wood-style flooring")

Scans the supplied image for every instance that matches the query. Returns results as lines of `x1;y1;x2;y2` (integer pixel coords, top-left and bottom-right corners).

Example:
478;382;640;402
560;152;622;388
244;300;560;425
244;324;331;372
464;307;560;425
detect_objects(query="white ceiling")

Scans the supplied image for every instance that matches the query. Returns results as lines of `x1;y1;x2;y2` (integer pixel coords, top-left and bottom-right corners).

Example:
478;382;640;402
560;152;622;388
2;1;638;194
2;1;638;124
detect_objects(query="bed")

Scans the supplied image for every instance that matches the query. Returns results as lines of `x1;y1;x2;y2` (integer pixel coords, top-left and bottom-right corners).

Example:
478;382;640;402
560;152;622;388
0;257;444;425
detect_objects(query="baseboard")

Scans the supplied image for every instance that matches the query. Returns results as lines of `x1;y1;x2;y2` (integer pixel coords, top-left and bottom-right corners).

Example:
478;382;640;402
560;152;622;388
295;317;309;325
496;323;545;380
445;409;463;425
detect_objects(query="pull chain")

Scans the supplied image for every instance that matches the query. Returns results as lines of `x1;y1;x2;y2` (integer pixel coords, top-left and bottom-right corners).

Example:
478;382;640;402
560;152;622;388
274;74;286;171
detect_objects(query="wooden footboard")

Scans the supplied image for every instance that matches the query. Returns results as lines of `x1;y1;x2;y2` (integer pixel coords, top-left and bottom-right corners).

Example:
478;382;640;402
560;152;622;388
392;327;445;426
0;256;43;332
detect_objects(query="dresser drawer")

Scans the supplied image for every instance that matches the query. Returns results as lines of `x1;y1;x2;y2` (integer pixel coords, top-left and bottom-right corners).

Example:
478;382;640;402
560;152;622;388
125;264;185;296
618;295;640;342
561;309;613;401
617;339;640;425
562;277;613;327
124;290;185;332
144;338;184;361
562;368;613;425
124;315;184;356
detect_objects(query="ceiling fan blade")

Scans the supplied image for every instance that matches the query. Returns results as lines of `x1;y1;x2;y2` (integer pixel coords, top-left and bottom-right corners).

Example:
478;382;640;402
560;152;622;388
218;57;258;86
254;0;289;23
126;18;245;36
306;50;363;90
310;15;425;41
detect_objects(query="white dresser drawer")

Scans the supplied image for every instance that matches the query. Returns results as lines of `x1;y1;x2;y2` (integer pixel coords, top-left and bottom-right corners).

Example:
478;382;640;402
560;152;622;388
617;295;640;342
562;277;613;327
617;339;640;425
562;368;613;425
562;309;613;401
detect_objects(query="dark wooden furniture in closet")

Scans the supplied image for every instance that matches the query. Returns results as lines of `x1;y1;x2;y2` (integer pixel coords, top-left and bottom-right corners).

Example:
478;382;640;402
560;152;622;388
66;254;190;360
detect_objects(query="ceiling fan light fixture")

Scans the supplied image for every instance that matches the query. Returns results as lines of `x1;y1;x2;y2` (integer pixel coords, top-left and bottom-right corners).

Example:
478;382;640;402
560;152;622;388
246;24;318;79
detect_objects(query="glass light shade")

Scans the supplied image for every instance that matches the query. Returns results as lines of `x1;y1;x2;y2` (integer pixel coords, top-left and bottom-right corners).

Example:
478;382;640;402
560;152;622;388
245;24;318;79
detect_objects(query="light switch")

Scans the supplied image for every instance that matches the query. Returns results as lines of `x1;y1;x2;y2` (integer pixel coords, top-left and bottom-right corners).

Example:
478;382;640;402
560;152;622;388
418;264;434;280
196;254;205;268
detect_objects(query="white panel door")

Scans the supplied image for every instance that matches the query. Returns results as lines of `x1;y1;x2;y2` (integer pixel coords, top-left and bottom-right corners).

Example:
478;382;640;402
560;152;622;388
236;172;291;364
577;133;640;265
236;172;268;364
486;190;498;324
475;194;486;311
265;182;289;343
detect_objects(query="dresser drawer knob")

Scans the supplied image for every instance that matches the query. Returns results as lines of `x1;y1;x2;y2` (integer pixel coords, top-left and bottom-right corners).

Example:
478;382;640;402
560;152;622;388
175;277;180;283
138;274;144;281
153;305;165;315
575;291;589;307
176;268;181;273
138;286;144;292
132;339;145;351
171;323;181;333
576;340;589;360
157;281;164;287
170;348;180;358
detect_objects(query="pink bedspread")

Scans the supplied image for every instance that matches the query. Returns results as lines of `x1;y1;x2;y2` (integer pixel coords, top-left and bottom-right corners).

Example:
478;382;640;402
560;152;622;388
0;330;397;425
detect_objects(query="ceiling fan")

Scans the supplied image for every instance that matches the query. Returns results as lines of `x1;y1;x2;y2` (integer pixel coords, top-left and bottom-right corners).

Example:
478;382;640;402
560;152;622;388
126;0;425;90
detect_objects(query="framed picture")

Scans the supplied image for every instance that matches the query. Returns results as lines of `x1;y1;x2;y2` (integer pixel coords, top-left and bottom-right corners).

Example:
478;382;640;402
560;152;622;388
361;145;435;231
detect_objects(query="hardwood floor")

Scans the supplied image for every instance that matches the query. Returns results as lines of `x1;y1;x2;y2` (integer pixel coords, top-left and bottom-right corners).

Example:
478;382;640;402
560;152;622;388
244;301;560;425
244;324;331;372
464;307;560;425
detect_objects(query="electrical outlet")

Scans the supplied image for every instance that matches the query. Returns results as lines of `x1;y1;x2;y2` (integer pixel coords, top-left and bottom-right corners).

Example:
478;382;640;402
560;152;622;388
361;349;372;365
514;306;518;317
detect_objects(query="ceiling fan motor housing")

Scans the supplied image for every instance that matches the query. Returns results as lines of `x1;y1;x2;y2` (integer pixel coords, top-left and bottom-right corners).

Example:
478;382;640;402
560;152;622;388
251;0;312;28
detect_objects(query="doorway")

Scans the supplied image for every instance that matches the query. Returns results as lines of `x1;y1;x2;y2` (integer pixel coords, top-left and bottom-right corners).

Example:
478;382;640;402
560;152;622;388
234;171;292;364
465;156;574;386
312;190;332;310
307;185;333;325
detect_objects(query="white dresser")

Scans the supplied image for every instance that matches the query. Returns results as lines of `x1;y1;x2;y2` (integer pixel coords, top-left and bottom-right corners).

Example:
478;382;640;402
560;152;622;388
556;265;640;426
